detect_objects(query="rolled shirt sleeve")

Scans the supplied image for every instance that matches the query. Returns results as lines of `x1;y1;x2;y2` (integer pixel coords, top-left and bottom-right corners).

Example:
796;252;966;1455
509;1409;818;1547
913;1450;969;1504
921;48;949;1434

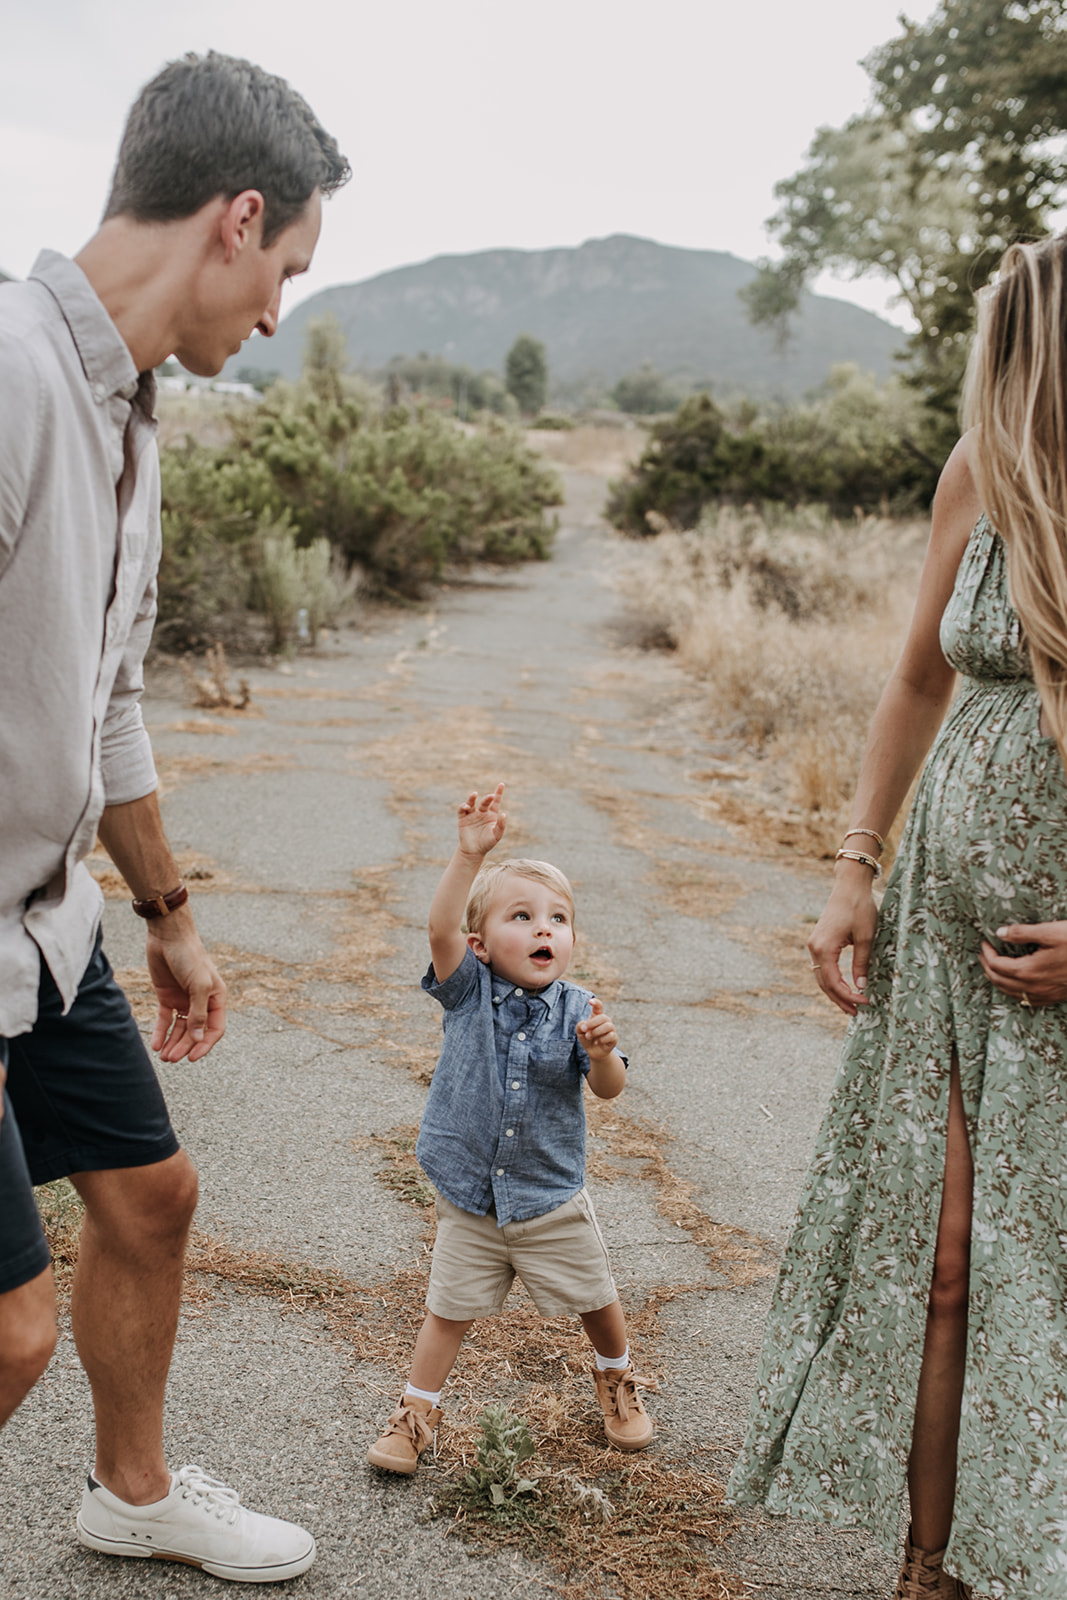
100;567;159;806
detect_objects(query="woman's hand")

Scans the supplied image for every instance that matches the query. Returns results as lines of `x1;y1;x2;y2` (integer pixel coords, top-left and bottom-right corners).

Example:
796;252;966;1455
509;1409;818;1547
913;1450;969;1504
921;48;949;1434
807;862;880;1017
981;922;1067;1007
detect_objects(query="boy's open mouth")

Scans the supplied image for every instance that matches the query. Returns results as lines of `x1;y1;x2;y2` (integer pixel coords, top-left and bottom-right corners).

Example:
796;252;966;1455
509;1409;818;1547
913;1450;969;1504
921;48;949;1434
530;947;553;963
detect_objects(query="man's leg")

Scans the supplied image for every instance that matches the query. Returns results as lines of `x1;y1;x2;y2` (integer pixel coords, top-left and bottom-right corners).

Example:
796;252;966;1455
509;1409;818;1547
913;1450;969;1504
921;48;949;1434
70;1151;198;1505
0;1267;57;1426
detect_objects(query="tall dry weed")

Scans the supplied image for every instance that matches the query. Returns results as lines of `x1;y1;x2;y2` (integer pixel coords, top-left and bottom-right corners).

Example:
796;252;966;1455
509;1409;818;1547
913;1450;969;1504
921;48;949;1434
615;505;928;849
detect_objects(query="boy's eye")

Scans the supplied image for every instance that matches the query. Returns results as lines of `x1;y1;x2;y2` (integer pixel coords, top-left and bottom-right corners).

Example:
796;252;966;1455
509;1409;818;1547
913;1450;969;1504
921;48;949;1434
513;911;529;921
551;913;566;923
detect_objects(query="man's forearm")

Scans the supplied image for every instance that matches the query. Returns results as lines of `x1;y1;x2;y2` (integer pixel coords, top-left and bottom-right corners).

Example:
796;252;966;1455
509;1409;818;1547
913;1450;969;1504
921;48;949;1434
97;791;181;901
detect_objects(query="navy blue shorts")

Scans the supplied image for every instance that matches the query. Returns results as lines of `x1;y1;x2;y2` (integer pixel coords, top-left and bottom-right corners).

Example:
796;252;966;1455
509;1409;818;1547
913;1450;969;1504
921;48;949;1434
0;932;180;1295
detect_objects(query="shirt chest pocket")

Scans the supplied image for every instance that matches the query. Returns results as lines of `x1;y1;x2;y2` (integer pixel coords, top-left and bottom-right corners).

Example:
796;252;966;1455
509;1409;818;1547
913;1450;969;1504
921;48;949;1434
529;1042;578;1081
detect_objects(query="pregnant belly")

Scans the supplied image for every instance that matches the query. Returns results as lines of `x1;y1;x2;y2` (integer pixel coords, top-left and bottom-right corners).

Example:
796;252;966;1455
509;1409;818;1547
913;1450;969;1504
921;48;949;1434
915;679;1067;936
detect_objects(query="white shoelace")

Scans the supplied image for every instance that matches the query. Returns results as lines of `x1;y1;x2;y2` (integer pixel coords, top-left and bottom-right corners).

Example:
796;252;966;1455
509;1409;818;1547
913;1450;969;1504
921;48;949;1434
174;1464;242;1525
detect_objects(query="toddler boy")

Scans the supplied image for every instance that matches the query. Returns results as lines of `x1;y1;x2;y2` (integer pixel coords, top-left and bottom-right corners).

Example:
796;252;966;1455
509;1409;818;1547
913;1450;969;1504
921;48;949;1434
367;783;653;1474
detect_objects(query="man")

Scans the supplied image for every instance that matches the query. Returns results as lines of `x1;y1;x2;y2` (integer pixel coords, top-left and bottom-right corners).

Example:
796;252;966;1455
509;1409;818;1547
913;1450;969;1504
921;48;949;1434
0;53;349;1583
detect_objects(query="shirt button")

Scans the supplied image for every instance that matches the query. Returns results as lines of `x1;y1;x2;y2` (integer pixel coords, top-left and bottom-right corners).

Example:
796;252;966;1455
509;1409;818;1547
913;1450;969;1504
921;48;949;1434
517;1031;526;1041
511;1081;520;1090
514;987;524;996
91;381;106;403
496;1168;504;1176
505;1128;515;1137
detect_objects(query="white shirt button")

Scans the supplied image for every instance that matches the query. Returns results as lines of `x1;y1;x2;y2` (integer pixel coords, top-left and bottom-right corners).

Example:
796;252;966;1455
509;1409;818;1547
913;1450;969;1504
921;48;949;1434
516;1031;526;1041
514;987;524;996
91;381;106;403
496;1168;504;1176
511;1081;520;1090
505;1128;515;1137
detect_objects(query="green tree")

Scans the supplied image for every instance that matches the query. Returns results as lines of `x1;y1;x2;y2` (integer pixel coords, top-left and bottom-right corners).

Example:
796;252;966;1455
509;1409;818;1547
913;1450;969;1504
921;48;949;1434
505;334;548;416
744;0;1067;425
612;364;681;415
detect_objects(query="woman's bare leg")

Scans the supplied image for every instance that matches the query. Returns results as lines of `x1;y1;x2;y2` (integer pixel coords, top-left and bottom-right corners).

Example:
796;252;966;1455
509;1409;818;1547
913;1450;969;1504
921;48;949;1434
907;1058;973;1550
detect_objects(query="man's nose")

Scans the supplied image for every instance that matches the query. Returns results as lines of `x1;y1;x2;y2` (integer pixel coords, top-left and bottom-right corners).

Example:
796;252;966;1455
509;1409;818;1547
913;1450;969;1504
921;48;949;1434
257;289;283;339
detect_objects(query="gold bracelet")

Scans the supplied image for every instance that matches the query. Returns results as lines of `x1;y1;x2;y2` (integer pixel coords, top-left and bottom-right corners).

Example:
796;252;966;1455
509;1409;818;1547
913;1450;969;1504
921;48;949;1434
843;827;884;851
835;848;882;878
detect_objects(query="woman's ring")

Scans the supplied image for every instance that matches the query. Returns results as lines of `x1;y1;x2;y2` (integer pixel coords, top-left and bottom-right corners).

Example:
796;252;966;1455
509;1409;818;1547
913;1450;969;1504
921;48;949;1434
809;961;821;971
174;1011;188;1020
1020;992;1034;1009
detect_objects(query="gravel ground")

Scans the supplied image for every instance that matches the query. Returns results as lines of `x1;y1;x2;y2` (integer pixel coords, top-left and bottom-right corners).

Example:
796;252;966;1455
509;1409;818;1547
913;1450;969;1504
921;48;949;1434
1;469;902;1600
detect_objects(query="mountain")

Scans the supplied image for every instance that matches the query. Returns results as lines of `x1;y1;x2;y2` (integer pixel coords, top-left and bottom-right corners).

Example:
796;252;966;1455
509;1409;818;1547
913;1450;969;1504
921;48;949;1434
228;234;904;400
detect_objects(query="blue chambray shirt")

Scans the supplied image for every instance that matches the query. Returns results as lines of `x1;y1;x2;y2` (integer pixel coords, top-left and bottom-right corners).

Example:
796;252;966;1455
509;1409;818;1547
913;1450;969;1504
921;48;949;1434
415;946;604;1226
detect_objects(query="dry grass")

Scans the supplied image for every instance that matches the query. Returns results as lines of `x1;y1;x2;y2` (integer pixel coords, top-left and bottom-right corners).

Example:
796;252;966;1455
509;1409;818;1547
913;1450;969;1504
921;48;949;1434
34;1104;750;1600
181;642;254;711
614;506;928;857
527;422;646;479
155;391;252;451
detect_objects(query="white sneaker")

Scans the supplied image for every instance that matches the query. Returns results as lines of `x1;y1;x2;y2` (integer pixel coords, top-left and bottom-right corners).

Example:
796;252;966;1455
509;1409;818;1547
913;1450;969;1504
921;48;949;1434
77;1464;316;1583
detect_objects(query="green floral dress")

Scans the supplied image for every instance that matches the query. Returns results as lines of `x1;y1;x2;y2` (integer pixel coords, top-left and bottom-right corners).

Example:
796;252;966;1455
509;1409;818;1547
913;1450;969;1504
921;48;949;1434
728;517;1067;1598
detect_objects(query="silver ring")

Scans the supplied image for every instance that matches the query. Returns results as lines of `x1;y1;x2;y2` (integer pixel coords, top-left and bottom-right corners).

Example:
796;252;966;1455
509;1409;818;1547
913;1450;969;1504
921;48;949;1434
1020;993;1034;1010
173;1011;189;1020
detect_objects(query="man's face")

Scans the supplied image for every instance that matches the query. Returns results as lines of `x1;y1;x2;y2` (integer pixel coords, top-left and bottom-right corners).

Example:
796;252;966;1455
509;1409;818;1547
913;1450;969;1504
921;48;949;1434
174;188;322;376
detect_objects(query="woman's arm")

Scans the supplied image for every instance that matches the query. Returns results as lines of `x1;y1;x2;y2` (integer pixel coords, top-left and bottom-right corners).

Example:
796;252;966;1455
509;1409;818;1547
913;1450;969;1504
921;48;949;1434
809;434;982;1014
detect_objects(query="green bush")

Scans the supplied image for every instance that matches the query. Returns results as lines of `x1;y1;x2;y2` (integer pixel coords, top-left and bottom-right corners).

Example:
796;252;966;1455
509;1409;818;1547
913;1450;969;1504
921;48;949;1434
606;367;942;534
157;380;562;645
612;364;682;415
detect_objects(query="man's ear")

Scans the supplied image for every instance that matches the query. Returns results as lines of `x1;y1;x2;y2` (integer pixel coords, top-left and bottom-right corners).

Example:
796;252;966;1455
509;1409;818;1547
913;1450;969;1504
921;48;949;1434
220;189;266;263
467;931;490;965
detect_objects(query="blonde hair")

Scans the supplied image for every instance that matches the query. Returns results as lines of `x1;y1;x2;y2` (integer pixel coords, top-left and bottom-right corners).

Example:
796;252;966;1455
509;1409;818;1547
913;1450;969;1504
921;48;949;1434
962;234;1067;763
465;858;575;936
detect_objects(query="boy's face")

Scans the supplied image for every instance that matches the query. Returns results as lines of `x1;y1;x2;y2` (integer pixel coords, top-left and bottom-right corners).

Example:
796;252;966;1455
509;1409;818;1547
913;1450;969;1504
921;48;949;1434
468;871;575;990
174;189;322;376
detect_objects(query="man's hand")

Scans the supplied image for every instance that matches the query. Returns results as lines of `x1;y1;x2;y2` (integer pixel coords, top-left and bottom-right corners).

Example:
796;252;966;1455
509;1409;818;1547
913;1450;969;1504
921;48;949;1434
457;784;506;859
146;909;227;1062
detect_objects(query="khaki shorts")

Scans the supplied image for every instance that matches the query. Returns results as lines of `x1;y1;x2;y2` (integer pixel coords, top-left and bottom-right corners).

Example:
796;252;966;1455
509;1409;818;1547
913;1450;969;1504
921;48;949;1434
426;1188;617;1319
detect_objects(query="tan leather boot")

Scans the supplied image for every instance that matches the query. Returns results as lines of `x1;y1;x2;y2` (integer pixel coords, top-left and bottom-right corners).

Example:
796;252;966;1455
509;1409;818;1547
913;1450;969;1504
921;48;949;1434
592;1365;654;1451
894;1529;973;1599
366;1394;443;1475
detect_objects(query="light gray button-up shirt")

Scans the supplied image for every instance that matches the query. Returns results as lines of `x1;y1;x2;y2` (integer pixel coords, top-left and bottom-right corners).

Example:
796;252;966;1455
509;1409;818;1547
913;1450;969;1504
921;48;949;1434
0;251;160;1037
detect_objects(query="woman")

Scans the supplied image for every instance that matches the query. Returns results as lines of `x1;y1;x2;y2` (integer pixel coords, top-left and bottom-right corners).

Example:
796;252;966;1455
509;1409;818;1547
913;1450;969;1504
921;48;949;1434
728;237;1067;1599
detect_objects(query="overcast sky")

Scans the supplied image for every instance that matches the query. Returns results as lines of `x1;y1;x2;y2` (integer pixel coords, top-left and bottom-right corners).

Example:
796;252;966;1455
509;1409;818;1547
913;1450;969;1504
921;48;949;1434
1;0;940;333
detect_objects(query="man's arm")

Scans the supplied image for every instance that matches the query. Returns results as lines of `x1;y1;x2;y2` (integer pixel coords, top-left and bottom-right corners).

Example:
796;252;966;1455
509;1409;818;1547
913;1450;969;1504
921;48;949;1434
97;792;226;1062
428;785;506;982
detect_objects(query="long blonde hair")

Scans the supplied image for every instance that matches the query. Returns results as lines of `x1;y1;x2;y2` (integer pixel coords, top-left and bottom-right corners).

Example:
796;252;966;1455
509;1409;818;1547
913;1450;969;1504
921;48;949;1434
962;235;1067;763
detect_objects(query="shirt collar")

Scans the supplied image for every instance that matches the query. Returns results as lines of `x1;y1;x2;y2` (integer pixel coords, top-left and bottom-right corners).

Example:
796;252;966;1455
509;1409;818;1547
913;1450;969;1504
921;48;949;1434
29;249;140;404
490;969;562;1012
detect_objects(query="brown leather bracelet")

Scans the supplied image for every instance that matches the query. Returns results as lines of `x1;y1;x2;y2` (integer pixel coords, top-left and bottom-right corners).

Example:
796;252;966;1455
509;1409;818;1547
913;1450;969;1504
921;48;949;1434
131;883;189;919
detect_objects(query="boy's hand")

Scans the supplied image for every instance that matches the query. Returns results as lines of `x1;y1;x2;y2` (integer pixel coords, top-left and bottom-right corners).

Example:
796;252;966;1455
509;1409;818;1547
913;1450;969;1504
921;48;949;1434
457;784;506;859
576;997;618;1060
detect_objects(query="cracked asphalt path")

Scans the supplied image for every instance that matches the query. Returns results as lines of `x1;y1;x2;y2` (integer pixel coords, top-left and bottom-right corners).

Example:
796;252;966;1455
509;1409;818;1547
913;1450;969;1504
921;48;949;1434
0;468;898;1600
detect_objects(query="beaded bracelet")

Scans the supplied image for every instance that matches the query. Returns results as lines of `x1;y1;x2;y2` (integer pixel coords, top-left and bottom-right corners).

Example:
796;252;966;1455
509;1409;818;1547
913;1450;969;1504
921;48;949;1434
843;827;884;851
835;848;882;877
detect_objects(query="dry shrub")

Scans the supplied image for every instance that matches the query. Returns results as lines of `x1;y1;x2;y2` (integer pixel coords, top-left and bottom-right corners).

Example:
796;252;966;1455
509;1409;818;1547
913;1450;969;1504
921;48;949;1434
615;506;927;847
529;422;646;479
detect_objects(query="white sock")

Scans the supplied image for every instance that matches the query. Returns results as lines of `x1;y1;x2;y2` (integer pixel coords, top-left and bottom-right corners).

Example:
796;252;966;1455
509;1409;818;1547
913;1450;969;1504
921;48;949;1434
404;1382;443;1406
595;1345;629;1372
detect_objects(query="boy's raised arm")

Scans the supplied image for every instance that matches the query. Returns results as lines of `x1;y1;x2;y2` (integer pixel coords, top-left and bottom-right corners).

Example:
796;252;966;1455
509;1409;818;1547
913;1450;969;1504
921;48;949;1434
428;784;506;983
